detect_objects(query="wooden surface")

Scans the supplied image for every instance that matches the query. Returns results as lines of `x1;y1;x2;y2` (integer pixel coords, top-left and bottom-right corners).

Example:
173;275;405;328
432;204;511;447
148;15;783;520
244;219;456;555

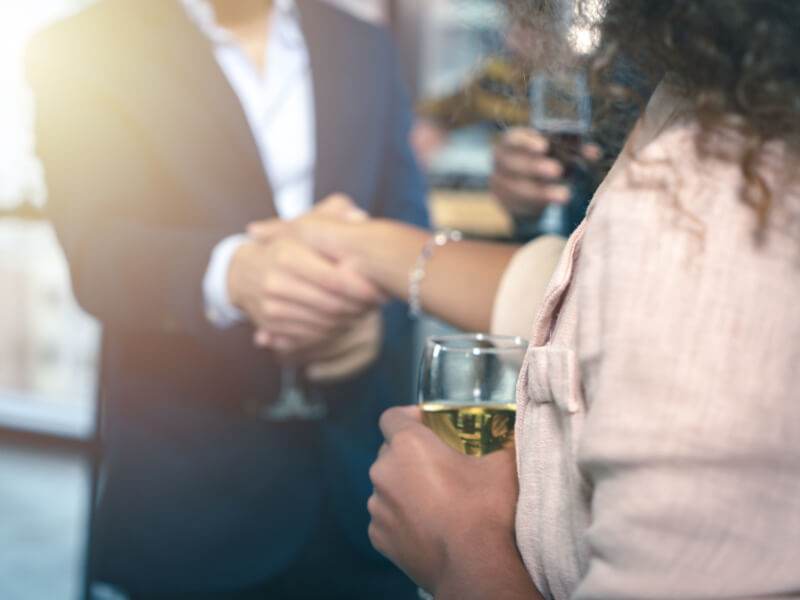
429;189;513;238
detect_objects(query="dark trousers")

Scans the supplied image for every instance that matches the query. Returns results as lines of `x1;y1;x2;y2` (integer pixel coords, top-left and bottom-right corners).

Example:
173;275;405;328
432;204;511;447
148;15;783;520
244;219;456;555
131;504;416;600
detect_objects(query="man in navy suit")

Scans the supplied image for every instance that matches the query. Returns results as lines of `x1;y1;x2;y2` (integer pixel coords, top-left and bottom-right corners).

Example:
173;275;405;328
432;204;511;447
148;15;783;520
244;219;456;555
26;0;427;598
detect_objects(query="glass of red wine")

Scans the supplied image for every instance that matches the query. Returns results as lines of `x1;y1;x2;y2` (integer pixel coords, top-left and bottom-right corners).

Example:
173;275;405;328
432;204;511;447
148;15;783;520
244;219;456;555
528;69;592;235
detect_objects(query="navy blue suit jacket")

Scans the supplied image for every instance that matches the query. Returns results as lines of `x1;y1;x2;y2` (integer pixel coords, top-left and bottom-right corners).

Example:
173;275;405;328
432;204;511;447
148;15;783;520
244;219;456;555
27;0;428;595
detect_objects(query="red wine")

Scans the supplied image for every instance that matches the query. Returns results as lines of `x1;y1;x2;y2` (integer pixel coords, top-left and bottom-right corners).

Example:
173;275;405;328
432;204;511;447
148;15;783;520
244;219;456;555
545;131;587;178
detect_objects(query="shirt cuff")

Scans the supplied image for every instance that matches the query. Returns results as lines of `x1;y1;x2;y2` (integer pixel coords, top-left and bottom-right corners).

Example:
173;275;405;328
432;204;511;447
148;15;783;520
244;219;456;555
203;234;249;329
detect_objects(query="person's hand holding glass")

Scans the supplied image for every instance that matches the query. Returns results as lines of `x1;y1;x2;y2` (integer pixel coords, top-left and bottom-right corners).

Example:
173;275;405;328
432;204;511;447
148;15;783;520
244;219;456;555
411;334;526;598
366;334;526;597
247;196;539;595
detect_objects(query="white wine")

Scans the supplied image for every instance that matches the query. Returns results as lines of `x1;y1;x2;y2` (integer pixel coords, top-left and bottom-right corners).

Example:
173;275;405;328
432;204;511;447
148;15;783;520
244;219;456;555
422;401;516;456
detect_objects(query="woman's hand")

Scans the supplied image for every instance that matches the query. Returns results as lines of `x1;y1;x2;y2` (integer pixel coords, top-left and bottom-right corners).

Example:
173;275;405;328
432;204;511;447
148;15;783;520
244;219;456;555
368;406;519;595
247;194;367;261
491;127;602;219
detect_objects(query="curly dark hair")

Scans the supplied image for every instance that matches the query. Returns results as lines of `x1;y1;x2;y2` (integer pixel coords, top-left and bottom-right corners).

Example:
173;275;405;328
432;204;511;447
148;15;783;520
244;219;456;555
589;0;800;228
507;0;800;228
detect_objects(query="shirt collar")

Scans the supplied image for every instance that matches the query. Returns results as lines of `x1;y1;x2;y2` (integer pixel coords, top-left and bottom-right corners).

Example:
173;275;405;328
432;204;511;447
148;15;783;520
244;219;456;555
180;0;300;46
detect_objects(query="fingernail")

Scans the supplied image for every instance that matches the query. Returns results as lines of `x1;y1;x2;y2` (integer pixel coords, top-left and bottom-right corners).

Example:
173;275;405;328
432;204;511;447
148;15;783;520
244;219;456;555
553;189;570;204
583;143;602;162
545;161;564;178
529;136;549;154
347;209;369;222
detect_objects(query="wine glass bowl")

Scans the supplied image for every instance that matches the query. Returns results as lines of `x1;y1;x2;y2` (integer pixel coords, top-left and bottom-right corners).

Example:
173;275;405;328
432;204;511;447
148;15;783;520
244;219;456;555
418;334;527;456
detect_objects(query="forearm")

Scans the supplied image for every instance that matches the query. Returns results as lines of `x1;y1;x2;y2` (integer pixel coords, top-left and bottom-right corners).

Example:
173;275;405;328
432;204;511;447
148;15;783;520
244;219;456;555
436;534;543;600
345;220;518;333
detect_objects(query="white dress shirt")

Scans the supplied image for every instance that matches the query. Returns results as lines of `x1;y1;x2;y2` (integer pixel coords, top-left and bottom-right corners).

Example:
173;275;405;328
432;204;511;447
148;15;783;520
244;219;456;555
180;0;316;328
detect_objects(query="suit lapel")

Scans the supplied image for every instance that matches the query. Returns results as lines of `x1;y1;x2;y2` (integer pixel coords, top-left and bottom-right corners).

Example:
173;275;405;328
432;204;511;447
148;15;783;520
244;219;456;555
296;0;327;207
128;0;276;221
296;0;384;213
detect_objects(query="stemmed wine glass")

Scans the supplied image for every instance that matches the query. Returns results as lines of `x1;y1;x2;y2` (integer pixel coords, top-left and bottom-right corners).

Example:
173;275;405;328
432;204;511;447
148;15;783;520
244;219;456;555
529;67;592;236
415;334;526;599
257;364;326;421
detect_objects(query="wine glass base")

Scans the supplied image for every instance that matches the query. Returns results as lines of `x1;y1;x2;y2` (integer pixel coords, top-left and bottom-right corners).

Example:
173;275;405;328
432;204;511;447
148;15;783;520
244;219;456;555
260;387;327;421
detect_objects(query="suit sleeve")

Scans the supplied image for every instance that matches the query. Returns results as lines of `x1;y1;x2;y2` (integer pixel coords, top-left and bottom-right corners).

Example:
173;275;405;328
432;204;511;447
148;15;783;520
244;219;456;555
374;39;429;230
373;37;431;349
27;46;236;338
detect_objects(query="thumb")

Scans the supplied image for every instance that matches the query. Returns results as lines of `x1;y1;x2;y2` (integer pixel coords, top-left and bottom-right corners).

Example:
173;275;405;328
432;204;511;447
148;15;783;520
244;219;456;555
316;193;369;222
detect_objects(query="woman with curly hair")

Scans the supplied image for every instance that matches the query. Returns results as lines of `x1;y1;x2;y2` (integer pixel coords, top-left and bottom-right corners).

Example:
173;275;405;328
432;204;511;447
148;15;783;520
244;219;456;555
250;1;800;597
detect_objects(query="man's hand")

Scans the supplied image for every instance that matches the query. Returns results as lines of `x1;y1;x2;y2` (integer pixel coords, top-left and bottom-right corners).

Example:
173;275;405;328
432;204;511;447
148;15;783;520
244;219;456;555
491;127;600;219
228;236;383;354
247;194;367;262
307;193;368;222
367;407;519;594
297;309;383;382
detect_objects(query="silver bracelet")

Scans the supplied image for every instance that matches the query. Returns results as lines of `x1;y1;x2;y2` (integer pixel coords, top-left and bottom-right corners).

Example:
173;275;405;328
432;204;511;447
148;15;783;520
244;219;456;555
408;229;463;319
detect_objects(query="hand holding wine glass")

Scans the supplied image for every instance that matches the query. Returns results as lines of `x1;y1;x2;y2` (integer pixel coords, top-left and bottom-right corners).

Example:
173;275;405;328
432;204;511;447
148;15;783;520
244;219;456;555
370;334;527;598
367;405;518;595
492;127;601;220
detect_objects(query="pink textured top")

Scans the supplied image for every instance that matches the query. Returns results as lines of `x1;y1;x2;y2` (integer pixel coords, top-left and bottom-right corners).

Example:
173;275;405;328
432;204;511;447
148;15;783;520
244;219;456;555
514;83;800;599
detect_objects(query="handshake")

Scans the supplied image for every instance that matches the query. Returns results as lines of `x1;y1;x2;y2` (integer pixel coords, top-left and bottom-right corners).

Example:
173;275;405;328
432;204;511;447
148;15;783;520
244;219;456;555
228;195;383;382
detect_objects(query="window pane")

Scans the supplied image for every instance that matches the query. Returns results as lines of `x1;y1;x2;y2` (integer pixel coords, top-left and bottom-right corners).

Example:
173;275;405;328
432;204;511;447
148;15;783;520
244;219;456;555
0;3;103;439
0;220;100;438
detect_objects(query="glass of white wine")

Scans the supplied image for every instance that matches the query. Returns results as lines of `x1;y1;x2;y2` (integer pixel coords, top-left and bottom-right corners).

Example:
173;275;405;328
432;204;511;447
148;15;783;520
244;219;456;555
415;334;526;600
418;334;528;457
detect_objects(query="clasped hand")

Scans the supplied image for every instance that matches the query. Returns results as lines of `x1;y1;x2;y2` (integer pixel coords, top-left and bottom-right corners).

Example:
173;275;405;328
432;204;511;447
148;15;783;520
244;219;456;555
228;195;382;368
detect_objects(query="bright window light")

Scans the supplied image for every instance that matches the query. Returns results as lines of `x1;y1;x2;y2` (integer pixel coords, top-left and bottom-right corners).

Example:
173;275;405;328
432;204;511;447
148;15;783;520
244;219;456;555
0;2;99;210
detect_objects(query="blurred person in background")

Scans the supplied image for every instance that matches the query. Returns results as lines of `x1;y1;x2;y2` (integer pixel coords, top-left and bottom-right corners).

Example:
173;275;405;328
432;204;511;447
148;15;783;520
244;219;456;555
258;0;800;598
26;0;427;598
413;6;649;241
